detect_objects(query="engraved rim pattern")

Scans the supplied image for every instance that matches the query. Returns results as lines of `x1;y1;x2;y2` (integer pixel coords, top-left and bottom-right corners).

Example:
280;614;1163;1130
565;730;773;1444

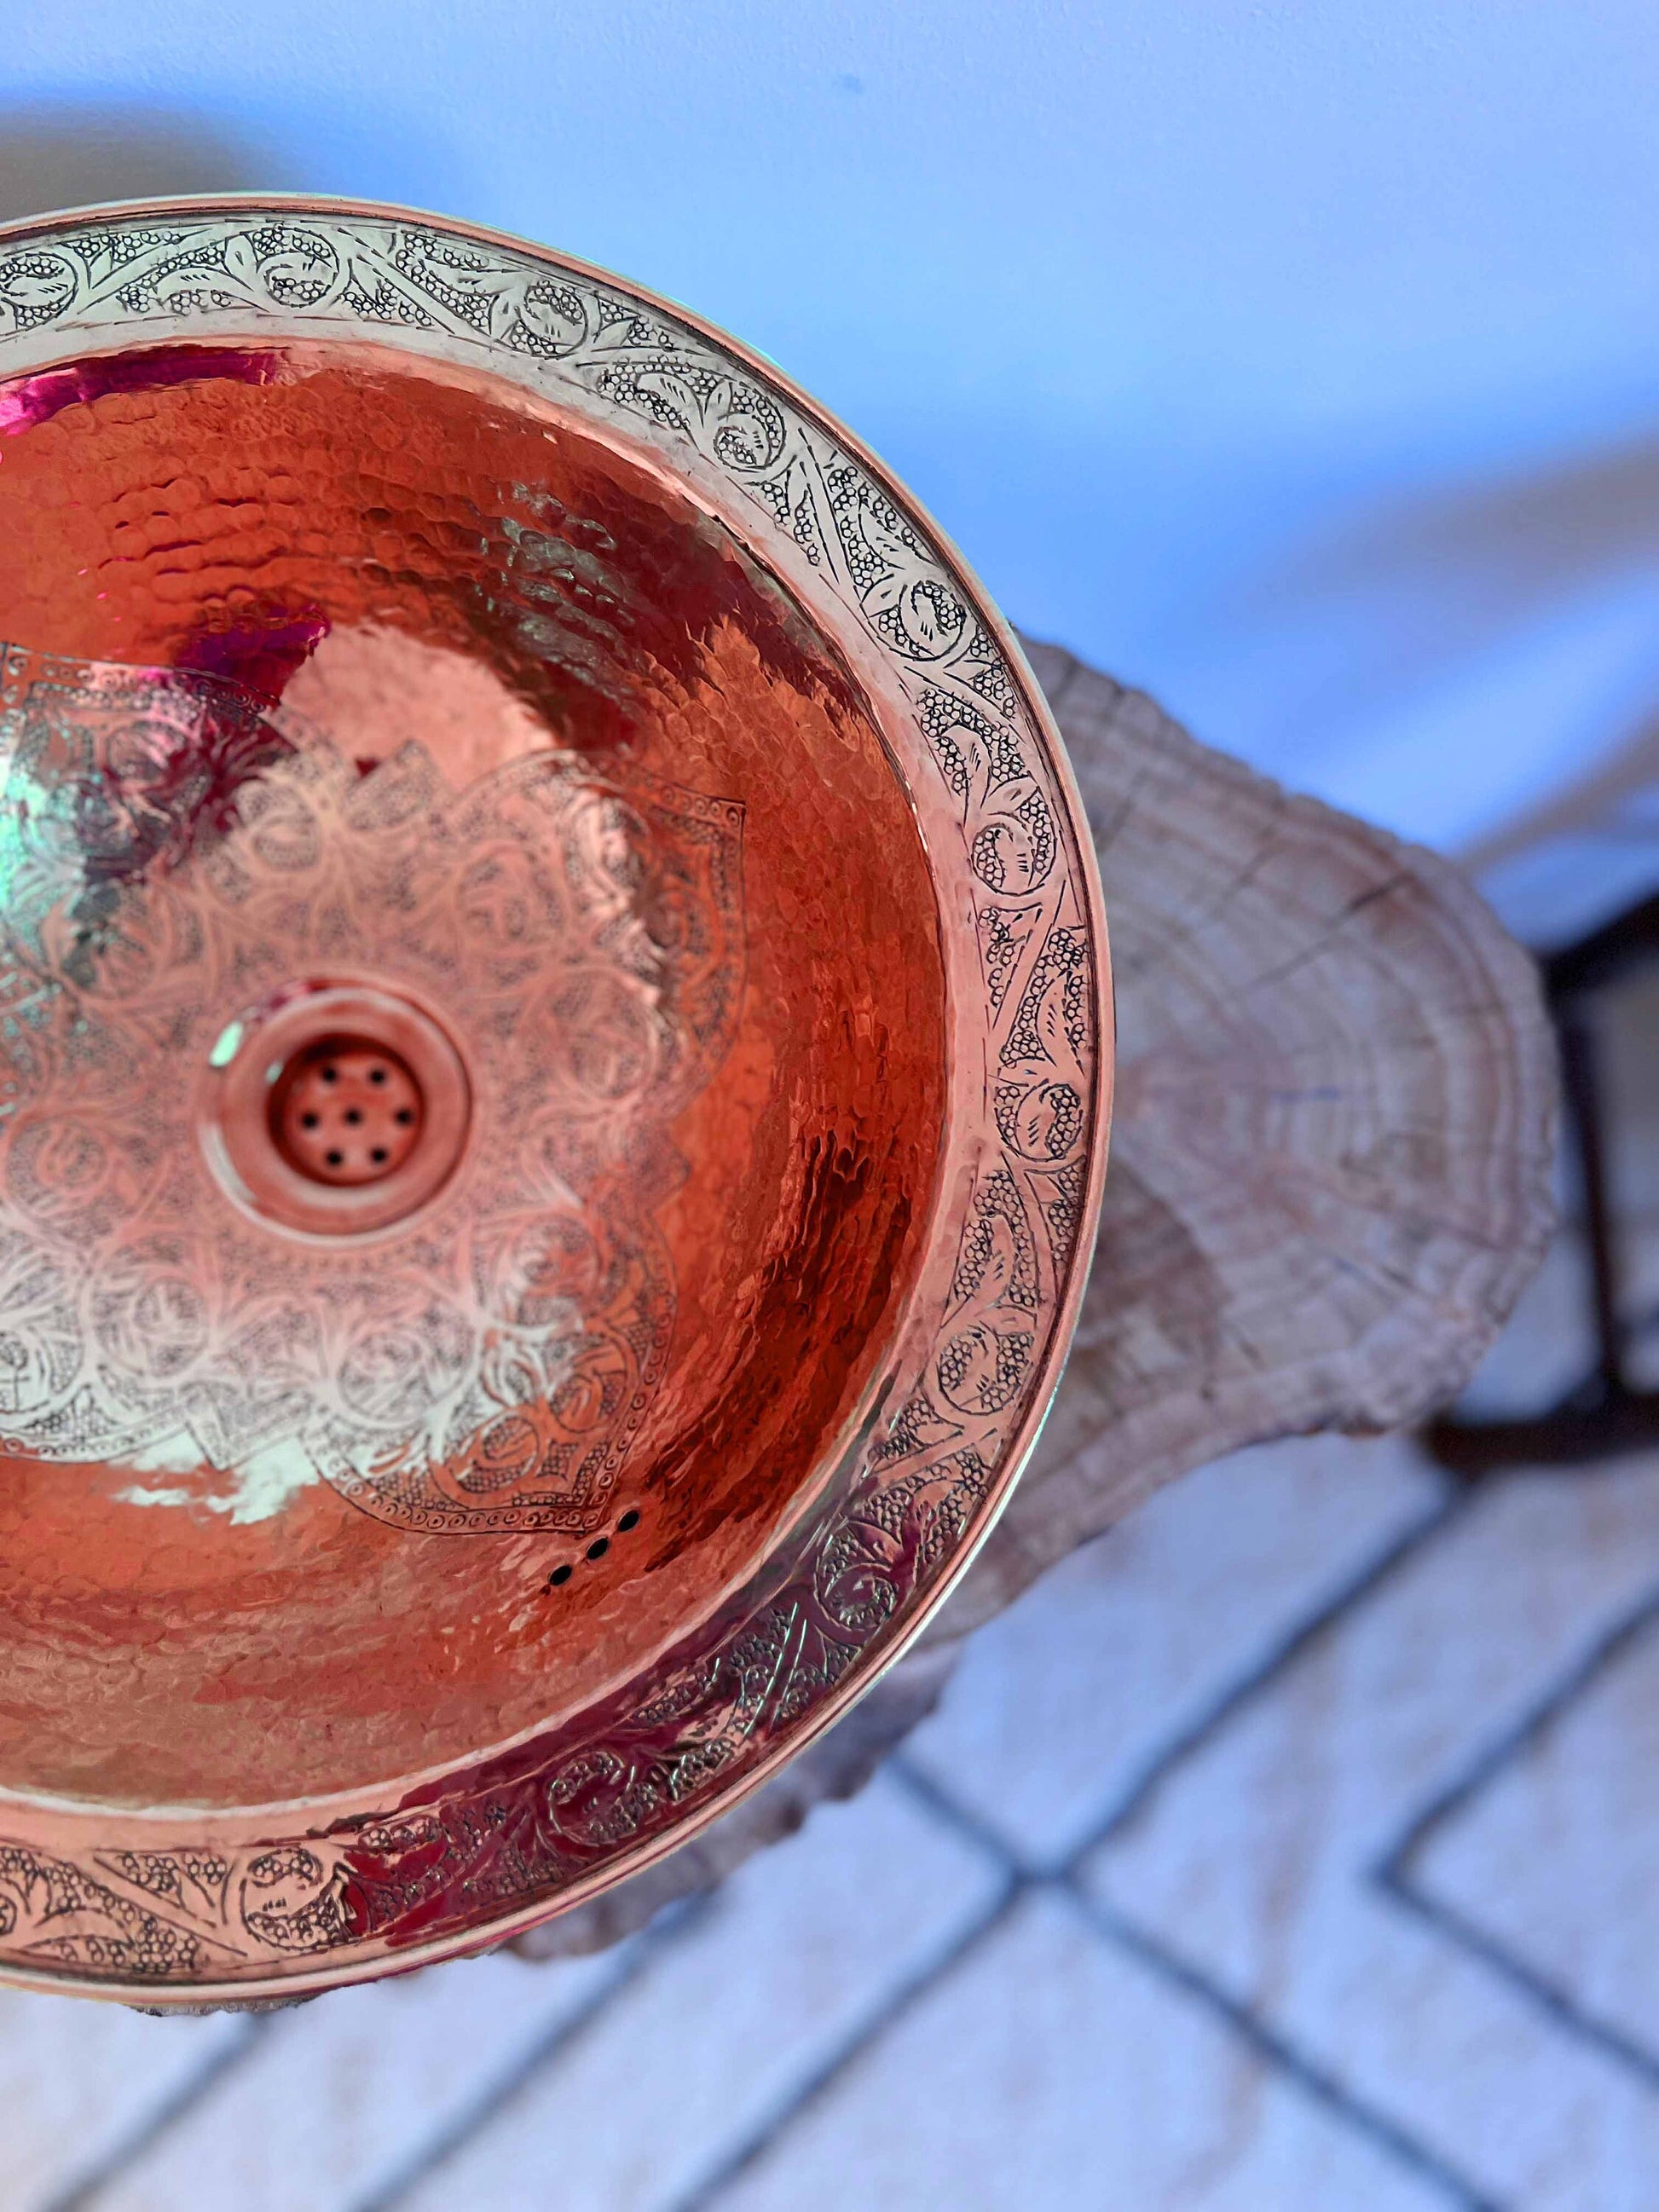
0;198;1112;2001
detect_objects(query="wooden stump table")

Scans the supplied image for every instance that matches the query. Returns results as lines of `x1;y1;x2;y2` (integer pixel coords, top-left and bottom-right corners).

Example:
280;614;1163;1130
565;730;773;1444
516;640;1559;1961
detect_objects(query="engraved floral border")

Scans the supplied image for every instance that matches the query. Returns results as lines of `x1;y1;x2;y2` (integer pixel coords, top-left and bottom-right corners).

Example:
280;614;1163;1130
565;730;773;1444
0;205;1107;1994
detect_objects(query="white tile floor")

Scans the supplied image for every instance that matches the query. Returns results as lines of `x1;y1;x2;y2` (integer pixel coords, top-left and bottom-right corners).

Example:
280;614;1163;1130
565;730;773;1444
5;1229;1658;2211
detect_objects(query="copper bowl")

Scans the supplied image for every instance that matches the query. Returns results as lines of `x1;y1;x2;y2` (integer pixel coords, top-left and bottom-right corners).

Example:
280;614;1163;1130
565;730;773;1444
0;198;1110;2003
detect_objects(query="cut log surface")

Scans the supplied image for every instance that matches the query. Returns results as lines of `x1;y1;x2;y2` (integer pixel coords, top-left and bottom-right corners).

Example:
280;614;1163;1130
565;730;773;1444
945;641;1558;1636
512;643;1558;1961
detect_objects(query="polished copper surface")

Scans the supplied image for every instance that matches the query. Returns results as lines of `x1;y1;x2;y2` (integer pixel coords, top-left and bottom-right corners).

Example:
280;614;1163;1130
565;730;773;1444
0;200;1110;2002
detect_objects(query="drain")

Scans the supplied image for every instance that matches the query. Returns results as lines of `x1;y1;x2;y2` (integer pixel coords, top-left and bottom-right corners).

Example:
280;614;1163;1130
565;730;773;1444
201;980;471;1240
271;1038;425;1187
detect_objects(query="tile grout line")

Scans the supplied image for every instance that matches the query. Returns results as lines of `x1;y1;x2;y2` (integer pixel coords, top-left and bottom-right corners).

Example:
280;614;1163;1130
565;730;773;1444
1379;1874;1659;2098
348;1900;716;2212
1069;1889;1509;2212
1377;1575;1659;1880
1078;1487;1472;1851
1372;1573;1659;2092
895;1758;1506;2212
665;1758;1505;2212
891;1487;1526;2209
901;1484;1471;1883
683;1665;1501;2212
1040;1481;1509;2210
41;2014;275;2212
666;1880;1025;2212
888;1746;1038;1868
354;1738;1027;2212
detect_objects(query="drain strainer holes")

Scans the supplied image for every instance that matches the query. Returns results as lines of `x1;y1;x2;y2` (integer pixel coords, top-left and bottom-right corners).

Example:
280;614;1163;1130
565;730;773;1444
270;1038;425;1187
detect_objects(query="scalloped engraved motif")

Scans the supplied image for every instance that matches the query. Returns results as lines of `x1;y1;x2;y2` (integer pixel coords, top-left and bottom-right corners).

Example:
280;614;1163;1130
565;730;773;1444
0;206;1103;1989
0;645;743;1533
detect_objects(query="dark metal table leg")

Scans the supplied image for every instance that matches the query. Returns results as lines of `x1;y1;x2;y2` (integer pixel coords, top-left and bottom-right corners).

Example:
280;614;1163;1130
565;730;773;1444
1425;895;1659;1477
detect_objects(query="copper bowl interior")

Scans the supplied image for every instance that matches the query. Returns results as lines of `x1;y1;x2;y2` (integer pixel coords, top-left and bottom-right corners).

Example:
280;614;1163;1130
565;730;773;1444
0;338;946;1813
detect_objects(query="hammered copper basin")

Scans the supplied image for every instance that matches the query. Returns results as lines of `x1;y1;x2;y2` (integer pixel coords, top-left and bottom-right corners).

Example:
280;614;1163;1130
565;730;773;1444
0;200;1109;2002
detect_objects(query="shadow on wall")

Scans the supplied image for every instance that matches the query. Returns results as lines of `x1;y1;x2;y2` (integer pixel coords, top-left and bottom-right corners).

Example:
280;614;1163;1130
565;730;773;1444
0;107;281;223
1264;441;1659;754
1201;429;1659;874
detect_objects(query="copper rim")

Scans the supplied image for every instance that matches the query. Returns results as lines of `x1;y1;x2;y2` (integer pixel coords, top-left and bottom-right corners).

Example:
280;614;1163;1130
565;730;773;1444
0;195;1113;2003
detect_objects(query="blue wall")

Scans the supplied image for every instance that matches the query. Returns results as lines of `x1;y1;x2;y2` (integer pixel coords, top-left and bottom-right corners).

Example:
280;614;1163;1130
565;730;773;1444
6;1;1659;879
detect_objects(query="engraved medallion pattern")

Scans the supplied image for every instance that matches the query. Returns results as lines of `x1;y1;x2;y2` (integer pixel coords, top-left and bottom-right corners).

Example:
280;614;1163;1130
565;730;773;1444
0;646;742;1533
